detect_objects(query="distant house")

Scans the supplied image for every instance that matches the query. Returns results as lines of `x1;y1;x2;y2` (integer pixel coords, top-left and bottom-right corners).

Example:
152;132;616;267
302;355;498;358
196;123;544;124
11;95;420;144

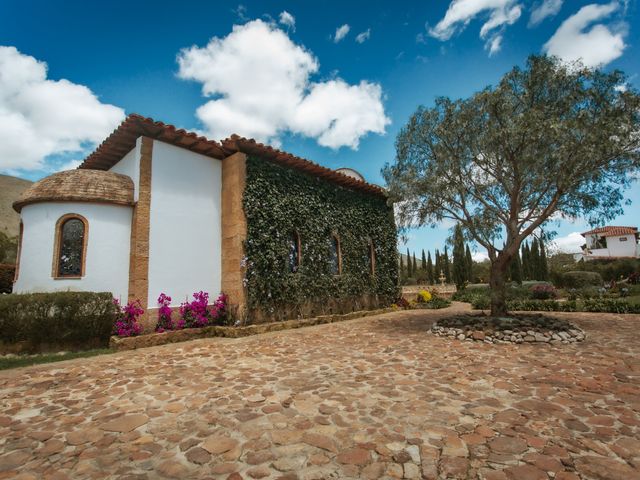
580;226;639;260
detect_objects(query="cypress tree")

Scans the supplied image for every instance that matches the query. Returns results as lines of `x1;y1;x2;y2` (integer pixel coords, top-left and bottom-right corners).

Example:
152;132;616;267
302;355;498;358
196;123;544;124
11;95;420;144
531;239;541;280
540;239;549;281
434;249;441;282
399;255;405;280
426;251;434;284
406;248;412;278
509;249;523;284
465;245;473;283
443;245;451;283
421;249;427;271
521;242;530;280
452;224;467;288
412;252;417;277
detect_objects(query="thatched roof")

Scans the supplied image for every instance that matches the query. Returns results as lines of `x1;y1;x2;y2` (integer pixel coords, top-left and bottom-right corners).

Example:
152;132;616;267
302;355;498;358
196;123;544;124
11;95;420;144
13;170;134;212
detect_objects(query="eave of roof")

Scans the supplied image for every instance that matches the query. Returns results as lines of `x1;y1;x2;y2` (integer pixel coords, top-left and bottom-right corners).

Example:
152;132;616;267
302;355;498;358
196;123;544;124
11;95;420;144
79;114;227;171
581;226;638;237
221;135;386;197
79;114;386;199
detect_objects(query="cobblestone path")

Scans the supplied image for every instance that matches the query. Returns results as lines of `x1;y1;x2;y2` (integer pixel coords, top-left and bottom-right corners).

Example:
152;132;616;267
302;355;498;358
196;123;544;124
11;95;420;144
1;304;639;479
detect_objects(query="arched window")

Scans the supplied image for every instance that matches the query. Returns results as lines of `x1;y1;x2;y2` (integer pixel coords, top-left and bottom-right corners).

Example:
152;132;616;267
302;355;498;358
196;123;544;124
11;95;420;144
367;239;376;275
329;234;342;275
288;231;301;273
54;214;88;278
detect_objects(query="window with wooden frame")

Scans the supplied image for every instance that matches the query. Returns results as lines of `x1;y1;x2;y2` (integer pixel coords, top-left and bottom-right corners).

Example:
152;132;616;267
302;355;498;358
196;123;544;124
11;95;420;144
328;233;342;275
53;214;88;279
365;238;376;275
288;231;302;273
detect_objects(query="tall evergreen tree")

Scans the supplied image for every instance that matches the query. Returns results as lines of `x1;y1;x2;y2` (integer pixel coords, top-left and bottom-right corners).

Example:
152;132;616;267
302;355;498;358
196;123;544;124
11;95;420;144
530;239;541;280
452;224;467;288
399;255;405;280
426;251;434;284
406;248;412;278
434;249;441;281
521;242;530;280
412;252;417;277
443;245;451;283
539;239;549;281
509;250;523;284
465;245;473;283
421;249;427;271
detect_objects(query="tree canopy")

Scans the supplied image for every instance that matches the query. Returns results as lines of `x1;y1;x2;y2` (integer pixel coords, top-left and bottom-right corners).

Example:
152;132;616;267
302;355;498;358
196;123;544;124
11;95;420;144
383;55;640;315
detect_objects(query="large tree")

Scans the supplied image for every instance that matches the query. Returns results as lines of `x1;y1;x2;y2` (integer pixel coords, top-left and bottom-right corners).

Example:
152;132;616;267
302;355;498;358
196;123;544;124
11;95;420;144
383;55;640;316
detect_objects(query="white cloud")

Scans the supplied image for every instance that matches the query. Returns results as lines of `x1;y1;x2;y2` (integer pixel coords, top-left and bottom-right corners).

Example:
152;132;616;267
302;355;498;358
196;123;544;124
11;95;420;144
472;250;489;262
334;24;350;43
428;0;522;53
355;29;371;43
279;11;295;31
549;232;584;253
529;0;563;27
487;35;502;55
177;20;389;149
57;159;82;171
0;46;125;172
543;2;626;67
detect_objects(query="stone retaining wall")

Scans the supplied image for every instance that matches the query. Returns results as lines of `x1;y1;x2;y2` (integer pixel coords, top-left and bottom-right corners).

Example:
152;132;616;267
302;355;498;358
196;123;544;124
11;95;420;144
110;307;395;351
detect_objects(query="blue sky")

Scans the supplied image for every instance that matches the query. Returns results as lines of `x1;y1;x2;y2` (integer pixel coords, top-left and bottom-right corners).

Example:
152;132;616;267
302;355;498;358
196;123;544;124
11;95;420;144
1;0;639;259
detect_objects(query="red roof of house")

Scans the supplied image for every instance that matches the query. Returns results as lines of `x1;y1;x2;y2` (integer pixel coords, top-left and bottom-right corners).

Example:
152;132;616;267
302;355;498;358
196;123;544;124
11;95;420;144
79;114;386;198
581;226;638;237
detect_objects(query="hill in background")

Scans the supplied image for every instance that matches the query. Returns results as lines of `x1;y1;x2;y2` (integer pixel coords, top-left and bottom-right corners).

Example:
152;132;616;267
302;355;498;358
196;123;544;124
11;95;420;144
0;174;33;238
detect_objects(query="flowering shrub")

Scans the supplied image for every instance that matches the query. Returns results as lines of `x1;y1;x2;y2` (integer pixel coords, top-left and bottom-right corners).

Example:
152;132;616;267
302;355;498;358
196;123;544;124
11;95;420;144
179;291;228;328
155;293;175;332
530;284;558;300
113;299;143;337
417;290;432;303
394;297;410;309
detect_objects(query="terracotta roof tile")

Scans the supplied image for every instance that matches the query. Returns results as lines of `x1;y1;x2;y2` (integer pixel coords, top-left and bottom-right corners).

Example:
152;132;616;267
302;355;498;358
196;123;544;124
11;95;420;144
79;114;386;198
13;170;134;212
581;226;638;237
221;135;386;197
79;114;227;171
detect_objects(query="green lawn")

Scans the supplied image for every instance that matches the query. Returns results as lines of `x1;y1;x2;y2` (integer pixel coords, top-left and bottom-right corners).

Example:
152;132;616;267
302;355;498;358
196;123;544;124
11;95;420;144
0;348;113;371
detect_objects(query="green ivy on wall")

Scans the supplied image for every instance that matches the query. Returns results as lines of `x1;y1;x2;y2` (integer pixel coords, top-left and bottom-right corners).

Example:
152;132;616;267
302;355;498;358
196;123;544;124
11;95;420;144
243;156;399;316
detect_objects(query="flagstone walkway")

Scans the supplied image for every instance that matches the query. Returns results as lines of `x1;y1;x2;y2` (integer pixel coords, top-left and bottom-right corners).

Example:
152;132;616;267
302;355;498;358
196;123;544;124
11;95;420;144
1;304;639;480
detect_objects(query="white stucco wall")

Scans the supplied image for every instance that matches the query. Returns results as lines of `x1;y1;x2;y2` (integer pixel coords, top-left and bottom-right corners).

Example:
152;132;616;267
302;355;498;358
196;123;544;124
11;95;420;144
110;141;141;201
585;234;639;258
14;202;133;301
147;140;222;308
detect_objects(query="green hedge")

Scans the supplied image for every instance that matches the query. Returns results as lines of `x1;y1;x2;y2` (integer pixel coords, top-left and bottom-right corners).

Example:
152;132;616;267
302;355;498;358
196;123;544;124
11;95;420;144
0;292;117;351
243;156;399;315
561;271;603;288
0;264;15;294
471;297;640;313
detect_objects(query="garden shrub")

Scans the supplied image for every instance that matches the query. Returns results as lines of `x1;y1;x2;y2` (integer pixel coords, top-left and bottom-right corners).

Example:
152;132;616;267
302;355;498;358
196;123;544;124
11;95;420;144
577;258;640;282
113;299;144;337
561;271;603;289
0;292;117;350
421;296;451;309
582;298;640;314
0;264;15;294
417;290;432;303
530;284;558;300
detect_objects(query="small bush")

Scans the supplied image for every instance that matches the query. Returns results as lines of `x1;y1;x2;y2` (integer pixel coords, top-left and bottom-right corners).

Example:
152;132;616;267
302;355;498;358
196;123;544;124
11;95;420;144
0;292;117;350
113;299;144;337
561;271;603;289
582;298;640;314
530;284;558;300
393;297;410;309
0;264;15;294
416;290;432;303
179;291;228;328
423;296;451;309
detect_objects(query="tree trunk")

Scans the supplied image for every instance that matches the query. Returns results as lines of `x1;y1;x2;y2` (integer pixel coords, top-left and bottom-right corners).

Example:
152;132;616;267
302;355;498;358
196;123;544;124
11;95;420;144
489;259;509;316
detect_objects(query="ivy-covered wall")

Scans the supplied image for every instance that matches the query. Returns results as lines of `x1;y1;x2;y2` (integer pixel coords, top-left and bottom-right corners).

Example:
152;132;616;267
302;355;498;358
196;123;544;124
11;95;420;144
243;156;399;321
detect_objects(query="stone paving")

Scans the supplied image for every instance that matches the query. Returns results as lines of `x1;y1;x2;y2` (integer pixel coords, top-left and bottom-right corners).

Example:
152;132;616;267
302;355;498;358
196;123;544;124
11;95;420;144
1;303;639;480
